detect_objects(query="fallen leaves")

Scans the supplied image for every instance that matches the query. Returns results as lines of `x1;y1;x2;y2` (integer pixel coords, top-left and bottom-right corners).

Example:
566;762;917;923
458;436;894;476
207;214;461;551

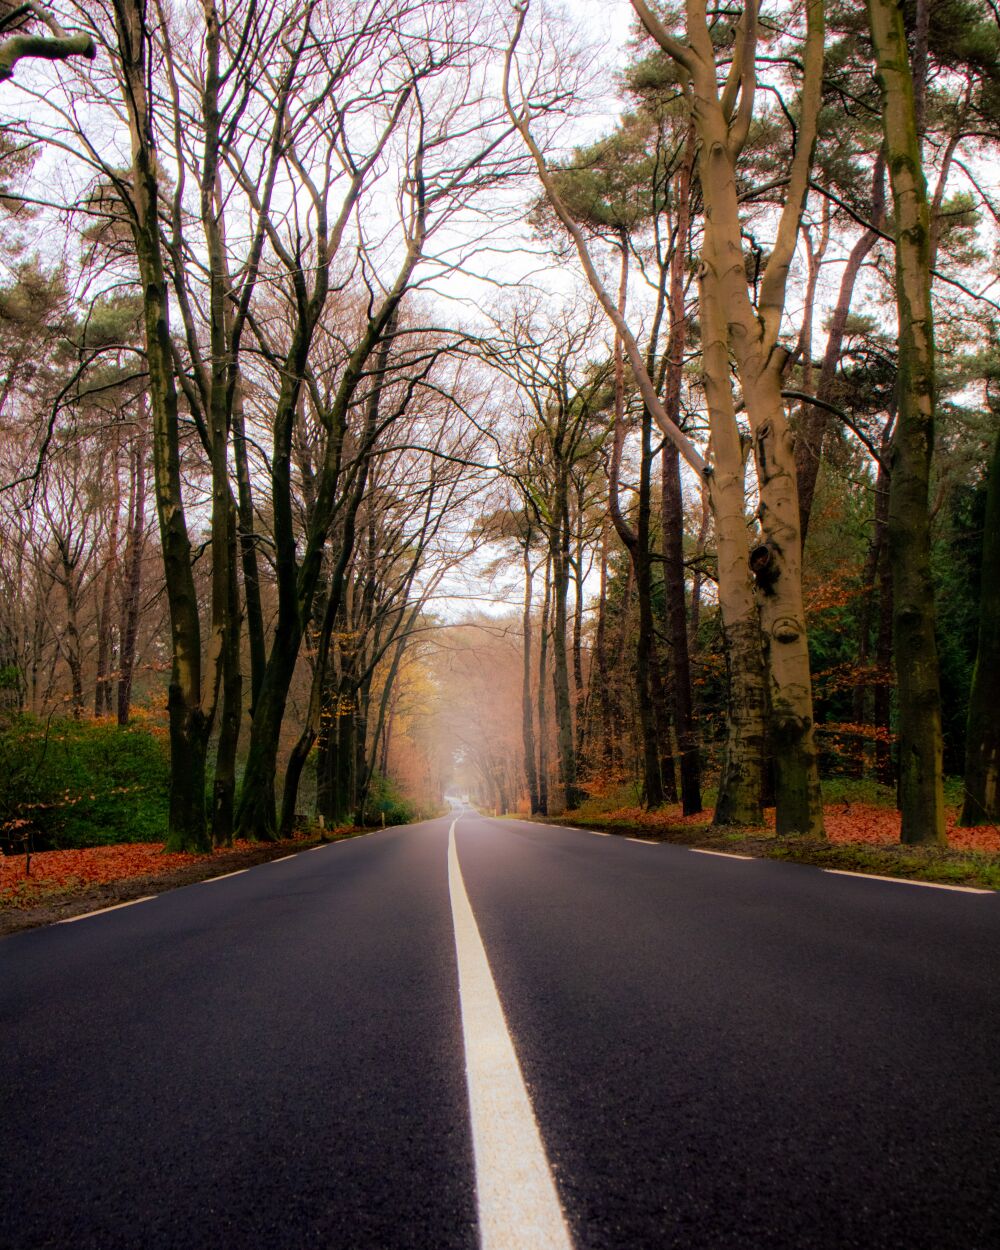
0;838;311;907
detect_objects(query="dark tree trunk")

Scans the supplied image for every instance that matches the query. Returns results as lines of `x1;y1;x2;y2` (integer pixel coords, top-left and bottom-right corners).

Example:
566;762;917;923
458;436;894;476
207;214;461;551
95;442;119;718
853;415;893;778
536;555;551;816
117;428;146;726
550;496;582;812
115;0;210;851
636;405;665;808
521;544;540;813
961;420;1000;824
869;0;945;844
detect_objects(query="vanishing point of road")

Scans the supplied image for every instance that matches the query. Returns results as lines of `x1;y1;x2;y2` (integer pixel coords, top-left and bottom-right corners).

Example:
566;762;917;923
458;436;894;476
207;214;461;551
3;808;999;1249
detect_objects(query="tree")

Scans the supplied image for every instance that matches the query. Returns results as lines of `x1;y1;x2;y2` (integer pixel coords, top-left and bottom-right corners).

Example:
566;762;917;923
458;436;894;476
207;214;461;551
866;0;946;844
632;0;826;837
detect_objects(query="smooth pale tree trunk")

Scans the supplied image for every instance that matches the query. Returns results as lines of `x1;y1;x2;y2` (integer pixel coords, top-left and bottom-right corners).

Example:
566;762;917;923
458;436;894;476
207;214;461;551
689;12;824;835
699;267;766;827
630;0;823;831
961;420;1000;824
867;0;946;844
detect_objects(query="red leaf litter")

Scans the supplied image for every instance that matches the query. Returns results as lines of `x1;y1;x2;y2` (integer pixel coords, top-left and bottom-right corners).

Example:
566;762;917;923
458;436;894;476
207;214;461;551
591;801;1000;853
760;804;1000;851
0;840;295;904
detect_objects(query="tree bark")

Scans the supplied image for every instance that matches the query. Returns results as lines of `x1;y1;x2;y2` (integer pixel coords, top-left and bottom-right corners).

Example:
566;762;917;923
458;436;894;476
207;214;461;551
114;0;209;851
661;121;702;814
550;491;582;811
867;0;946;844
521;543;540;812
960;417;1000;824
117;424;146;725
536;553;552;816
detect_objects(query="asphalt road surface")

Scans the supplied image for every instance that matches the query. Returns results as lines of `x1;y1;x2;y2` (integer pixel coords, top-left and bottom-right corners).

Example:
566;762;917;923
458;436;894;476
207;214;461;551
3;809;999;1249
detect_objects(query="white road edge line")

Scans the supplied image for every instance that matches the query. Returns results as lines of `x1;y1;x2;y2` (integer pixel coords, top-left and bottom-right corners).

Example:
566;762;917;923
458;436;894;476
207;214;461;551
823;868;992;894
625;837;658;845
589;830;611;837
690;849;754;861
269;854;296;863
59;896;156;923
198;868;249;884
447;820;573;1250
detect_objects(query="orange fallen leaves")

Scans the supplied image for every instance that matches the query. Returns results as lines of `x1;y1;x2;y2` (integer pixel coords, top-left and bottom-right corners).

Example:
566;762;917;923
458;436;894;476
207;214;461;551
592;801;1000;852
0;839;302;903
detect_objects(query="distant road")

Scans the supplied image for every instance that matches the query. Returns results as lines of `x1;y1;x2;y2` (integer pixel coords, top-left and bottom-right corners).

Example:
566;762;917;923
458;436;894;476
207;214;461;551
3;810;999;1249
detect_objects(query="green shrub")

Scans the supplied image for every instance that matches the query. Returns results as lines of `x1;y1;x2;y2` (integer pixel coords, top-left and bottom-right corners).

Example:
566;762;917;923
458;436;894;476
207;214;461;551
0;715;169;849
361;772;416;827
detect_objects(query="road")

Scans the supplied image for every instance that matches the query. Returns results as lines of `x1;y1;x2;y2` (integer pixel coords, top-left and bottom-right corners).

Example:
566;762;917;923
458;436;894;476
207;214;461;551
2;809;999;1249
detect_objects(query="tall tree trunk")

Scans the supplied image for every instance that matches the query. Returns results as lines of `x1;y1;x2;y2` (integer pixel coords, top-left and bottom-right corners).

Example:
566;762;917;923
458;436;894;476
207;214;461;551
572;491;586;761
636;404;665;808
699;265;766;828
661;121;702;814
874;542;895;789
117;425;146;725
607;235;666;809
853;421;892;778
867;0;945;844
114;0;208;850
960;418;1000;824
95;437;120;717
276;322;391;834
550;497;581;811
536;553;552;816
591;522;613;766
521;543;540;813
232;382;266;713
633;0;825;835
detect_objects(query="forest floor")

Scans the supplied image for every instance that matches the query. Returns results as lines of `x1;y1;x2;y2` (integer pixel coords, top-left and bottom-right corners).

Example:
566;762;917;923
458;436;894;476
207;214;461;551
528;786;1000;892
0;828;364;936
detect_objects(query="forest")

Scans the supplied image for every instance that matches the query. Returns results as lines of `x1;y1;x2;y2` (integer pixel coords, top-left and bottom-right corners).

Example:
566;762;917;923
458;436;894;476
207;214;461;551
1;0;998;887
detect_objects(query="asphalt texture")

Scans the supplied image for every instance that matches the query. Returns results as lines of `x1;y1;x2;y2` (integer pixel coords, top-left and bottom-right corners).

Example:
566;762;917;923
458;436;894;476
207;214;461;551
3;809;999;1249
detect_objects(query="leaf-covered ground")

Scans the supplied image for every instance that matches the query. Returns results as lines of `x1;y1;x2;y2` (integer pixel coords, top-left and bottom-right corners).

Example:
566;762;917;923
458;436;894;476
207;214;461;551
563;799;1000;851
0;830;360;934
536;799;1000;891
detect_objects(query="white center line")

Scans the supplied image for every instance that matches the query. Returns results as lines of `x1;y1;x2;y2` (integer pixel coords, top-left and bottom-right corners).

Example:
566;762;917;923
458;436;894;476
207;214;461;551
625;837;658;845
690;848;754;860
60;896;156;923
447;821;573;1250
823;868;992;894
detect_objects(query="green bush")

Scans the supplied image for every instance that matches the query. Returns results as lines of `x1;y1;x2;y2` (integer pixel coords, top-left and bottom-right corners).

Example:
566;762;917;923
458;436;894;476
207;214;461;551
361;772;416;827
0;715;169;849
